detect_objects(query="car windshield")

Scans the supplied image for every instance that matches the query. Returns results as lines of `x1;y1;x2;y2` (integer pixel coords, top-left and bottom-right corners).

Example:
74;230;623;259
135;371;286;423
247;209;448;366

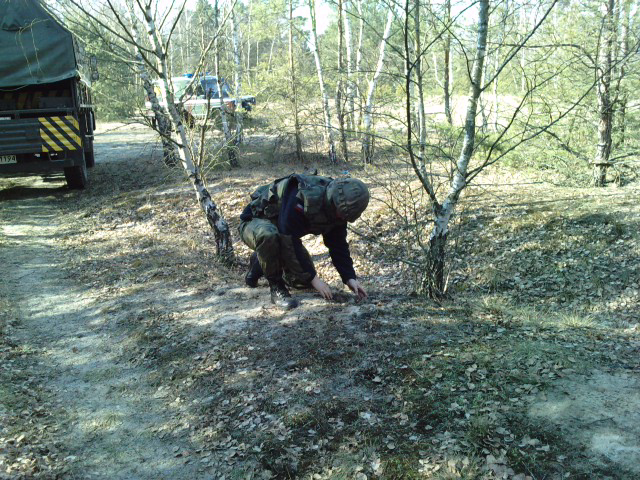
153;78;191;99
173;78;191;98
200;78;232;98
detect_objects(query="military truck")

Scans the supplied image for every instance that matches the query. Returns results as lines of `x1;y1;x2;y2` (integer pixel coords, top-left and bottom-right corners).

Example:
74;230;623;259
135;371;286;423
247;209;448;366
0;0;97;189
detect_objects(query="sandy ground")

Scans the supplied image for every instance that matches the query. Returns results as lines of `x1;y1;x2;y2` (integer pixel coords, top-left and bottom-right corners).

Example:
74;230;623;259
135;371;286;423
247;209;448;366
530;371;640;475
0;171;204;478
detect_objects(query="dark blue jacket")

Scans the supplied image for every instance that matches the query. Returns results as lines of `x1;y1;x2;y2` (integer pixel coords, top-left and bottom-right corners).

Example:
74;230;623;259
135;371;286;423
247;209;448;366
240;177;356;283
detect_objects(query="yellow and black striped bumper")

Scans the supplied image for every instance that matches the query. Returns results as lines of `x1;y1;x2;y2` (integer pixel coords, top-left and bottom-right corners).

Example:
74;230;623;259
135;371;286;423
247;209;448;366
39;116;83;152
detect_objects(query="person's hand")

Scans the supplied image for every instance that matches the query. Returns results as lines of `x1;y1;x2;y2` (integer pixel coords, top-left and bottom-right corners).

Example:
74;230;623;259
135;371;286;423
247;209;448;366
347;279;368;301
311;276;333;300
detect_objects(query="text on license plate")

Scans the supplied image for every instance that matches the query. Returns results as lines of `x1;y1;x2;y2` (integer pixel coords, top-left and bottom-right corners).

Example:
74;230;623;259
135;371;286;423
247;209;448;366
0;155;17;164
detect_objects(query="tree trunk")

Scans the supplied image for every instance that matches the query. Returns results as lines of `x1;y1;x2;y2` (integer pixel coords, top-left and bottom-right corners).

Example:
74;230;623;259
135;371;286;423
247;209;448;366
309;0;337;163
592;0;615;187
343;0;355;132
125;3;177;166
443;0;453;125
214;0;237;167
336;0;348;161
139;1;233;259
362;10;394;164
519;7;527;93
231;6;244;145
492;0;509;131
289;0;303;161
355;0;364;130
267;37;276;72
422;220;447;298
255;40;260;73
615;0;630;149
425;0;489;297
414;0;427;159
246;0;252;85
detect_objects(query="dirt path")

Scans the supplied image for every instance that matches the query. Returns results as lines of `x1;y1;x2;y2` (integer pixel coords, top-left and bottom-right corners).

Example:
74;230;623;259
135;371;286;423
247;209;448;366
0;177;201;478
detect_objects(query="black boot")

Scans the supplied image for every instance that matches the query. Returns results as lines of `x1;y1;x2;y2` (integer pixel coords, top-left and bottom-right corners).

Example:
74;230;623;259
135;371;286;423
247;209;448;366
245;252;263;288
269;280;298;310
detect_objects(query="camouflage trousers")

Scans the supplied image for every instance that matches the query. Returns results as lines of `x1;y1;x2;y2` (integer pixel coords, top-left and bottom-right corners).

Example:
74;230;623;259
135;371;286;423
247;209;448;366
238;218;315;288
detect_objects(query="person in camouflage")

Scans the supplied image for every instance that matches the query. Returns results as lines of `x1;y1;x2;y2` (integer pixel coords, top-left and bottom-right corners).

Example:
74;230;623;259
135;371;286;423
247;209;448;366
239;173;370;310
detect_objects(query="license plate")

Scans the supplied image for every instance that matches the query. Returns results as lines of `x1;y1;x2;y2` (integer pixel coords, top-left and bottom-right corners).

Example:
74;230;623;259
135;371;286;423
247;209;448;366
0;155;17;164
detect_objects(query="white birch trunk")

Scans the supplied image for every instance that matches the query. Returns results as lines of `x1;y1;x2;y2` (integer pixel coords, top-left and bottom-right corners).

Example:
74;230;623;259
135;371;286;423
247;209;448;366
443;0;453;125
213;0;236;166
414;0;427;159
309;0;337;163
336;0;348;161
289;0;303;161
519;8;527;93
125;1;177;166
426;0;489;296
139;1;233;258
231;6;243;145
355;0;364;129
361;9;394;164
267;37;276;72
246;0;252;86
343;0;355;132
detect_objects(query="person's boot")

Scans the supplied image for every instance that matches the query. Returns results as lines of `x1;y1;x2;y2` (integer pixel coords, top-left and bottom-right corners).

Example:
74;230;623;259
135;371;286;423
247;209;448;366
269;280;298;310
245;252;263;288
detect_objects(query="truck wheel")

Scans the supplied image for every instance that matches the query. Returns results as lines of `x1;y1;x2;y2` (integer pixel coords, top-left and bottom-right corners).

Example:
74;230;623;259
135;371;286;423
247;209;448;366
64;155;88;189
84;140;95;168
84;112;96;168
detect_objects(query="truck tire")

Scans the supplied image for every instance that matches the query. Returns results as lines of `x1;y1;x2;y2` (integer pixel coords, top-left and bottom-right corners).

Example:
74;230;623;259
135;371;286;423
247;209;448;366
64;152;88;189
84;113;95;168
85;140;95;168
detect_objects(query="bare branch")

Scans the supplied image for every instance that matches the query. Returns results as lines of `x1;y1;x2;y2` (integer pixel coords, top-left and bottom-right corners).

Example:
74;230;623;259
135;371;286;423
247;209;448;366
482;0;559;92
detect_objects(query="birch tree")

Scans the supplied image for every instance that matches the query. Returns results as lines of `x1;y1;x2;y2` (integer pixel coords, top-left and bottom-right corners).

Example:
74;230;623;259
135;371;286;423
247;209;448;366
405;0;489;296
343;0;356;132
309;0;337;162
361;8;394;164
403;0;568;297
336;0;349;161
212;0;237;166
355;0;365;129
231;5;244;145
443;0;453;125
413;0;427;159
61;0;179;165
289;0;303;161
142;1;234;256
68;0;234;258
492;0;509;131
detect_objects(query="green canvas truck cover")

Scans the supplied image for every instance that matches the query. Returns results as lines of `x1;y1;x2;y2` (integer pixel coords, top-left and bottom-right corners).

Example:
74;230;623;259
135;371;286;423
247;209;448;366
0;0;78;88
